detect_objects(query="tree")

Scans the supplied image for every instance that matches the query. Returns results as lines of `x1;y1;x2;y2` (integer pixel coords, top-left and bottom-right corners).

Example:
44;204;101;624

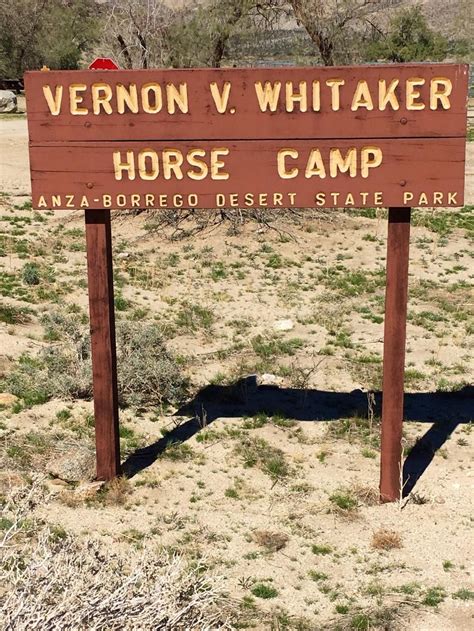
0;0;99;78
366;5;448;62
103;0;280;69
287;0;400;66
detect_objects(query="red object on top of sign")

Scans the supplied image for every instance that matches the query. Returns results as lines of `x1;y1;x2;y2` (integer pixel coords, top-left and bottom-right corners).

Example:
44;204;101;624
88;58;119;70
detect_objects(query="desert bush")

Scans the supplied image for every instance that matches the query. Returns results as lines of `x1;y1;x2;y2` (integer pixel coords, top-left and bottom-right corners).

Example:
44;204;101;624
115;320;189;407
1;311;188;409
0;479;236;630
21;262;40;285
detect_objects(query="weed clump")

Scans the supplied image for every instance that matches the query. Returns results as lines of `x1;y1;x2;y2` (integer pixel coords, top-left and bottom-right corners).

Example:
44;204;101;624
235;436;291;482
371;529;403;551
252;530;289;552
1;311;188;409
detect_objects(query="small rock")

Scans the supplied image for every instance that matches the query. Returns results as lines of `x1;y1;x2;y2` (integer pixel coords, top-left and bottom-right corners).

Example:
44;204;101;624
258;373;284;387
50;478;69;487
117;252;130;259
273;319;294;332
47;445;96;482
0;393;19;408
45;478;69;494
73;480;105;501
0;90;17;113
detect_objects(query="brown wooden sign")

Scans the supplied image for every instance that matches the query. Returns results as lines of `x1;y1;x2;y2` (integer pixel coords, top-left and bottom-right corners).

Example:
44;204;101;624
25;64;468;210
24;63;469;504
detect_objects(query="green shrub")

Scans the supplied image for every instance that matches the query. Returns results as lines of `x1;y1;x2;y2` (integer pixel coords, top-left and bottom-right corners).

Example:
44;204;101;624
22;263;40;285
1;311;188;409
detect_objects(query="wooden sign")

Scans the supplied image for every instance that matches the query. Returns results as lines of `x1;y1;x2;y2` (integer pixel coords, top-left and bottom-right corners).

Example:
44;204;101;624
23;63;469;503
25;64;468;210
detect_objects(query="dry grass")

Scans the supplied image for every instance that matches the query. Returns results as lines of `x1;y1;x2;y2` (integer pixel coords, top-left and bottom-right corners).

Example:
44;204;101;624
0;479;237;630
371;528;403;551
102;476;132;505
252;530;289;552
351;483;379;506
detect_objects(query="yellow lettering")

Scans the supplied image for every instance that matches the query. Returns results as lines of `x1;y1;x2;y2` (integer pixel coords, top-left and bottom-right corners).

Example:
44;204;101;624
187;149;208;180
406;78;425;110
326;79;345;111
141;83;162;114
42;85;63;115
305;149;326;179
361;146;383;178
315;193;325;206
351;81;374;111
210;148;229;180
37;196;47;208
285;81;307;112
113;150;136;180
163;149;184;179
330;148;357;178
80;196;89;208
312;81;321;112
255;81;281;112
278;149;299;178
430;78;452;110
69;84;88;115
378;79;399;110
210;81;231;113
403;192;414;204
448;192;458;204
92;83;113;115
166;83;188;114
116;83;139;114
138;149;159;180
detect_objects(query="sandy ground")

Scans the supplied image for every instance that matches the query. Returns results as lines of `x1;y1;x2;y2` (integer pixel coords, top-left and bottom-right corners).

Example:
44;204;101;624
0;116;473;629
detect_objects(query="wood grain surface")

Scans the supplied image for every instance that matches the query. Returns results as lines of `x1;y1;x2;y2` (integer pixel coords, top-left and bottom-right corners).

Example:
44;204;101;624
25;65;468;142
29;138;465;209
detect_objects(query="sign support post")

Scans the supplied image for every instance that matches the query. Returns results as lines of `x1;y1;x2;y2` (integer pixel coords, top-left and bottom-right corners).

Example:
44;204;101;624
85;209;121;480
380;207;411;502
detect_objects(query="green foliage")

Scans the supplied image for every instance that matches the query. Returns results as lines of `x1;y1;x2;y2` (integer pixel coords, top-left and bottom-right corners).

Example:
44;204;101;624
1;311;188;409
422;586;446;607
250;583;278;599
251;335;304;359
329;490;358;511
22;263;40;286
311;544;332;556
235;436;291;482
175;302;214;332
453;588;474;601
0;0;100;77
367;6;448;62
0;304;32;325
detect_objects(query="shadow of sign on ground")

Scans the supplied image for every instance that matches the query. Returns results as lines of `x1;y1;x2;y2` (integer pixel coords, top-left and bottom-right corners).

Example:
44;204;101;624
122;376;473;496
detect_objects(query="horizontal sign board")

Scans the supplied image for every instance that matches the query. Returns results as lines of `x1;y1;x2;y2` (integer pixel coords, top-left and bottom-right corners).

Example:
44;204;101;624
30;139;464;209
25;64;468;210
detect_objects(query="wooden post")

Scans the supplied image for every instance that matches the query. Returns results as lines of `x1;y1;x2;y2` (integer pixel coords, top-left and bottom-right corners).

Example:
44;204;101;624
380;207;411;502
85;210;121;480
